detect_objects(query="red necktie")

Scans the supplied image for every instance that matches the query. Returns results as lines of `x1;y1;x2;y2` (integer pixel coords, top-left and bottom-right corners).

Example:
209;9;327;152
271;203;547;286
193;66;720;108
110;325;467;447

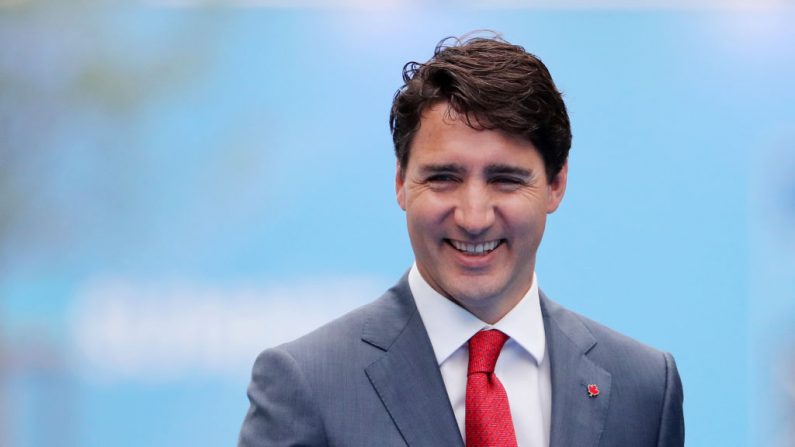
465;329;518;447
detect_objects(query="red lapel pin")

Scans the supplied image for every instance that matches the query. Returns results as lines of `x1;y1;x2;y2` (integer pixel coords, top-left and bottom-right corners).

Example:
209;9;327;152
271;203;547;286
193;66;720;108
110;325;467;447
587;384;600;398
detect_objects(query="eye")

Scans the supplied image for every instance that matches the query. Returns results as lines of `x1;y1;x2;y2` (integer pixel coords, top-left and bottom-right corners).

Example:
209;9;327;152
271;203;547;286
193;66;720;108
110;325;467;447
426;174;459;183
491;176;527;188
493;176;521;184
423;173;460;191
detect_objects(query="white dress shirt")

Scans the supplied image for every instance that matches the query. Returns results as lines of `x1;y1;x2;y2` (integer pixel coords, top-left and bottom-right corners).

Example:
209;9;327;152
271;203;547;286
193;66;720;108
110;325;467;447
409;264;551;447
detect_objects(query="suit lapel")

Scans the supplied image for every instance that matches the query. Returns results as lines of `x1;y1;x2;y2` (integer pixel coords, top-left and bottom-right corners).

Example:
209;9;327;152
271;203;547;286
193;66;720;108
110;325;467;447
541;293;611;447
363;276;464;447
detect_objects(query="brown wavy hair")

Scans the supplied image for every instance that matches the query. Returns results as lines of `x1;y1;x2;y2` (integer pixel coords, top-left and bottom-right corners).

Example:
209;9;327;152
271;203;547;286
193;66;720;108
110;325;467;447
390;33;572;182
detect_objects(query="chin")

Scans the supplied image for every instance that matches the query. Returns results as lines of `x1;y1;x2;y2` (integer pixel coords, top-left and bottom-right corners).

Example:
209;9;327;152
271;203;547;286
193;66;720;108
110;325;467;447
447;281;504;305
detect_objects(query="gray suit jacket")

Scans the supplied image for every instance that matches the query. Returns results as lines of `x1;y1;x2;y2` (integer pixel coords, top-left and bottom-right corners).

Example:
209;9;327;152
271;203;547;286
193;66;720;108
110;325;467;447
239;275;684;446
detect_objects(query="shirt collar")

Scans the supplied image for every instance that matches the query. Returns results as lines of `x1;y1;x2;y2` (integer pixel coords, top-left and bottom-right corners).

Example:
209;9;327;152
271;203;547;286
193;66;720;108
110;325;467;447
409;263;546;366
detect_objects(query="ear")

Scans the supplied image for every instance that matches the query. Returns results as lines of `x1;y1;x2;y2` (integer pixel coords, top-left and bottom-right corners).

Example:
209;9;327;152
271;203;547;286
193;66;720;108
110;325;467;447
396;161;407;211
546;160;568;214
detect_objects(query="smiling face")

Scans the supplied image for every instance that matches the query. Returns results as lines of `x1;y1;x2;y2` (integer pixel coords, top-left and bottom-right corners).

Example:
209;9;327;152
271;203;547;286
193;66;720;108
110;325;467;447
396;103;567;323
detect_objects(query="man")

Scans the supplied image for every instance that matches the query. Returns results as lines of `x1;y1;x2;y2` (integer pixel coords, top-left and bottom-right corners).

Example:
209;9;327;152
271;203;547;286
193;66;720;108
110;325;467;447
239;34;684;447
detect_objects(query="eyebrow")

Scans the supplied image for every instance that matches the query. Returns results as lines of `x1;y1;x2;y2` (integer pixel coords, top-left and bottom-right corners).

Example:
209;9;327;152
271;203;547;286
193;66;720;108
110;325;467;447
418;164;466;175
418;163;534;178
484;164;533;178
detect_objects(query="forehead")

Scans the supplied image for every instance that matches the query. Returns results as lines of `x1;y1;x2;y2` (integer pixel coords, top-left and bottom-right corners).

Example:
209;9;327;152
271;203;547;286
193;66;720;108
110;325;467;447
409;103;541;167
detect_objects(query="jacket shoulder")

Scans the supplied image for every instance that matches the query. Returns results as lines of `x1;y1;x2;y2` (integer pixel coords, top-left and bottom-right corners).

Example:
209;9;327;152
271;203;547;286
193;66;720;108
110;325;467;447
542;294;685;446
240;277;421;446
269;277;415;367
543;293;670;368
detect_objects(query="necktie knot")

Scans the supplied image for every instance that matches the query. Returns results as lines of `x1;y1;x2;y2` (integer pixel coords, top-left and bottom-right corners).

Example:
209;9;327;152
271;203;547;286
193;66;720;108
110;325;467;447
467;329;509;375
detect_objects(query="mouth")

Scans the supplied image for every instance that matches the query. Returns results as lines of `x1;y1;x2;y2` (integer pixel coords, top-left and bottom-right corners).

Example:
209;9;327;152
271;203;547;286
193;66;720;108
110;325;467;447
446;239;504;256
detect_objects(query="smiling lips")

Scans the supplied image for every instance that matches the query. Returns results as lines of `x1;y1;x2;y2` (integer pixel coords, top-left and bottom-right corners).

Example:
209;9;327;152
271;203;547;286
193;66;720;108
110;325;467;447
448;239;503;255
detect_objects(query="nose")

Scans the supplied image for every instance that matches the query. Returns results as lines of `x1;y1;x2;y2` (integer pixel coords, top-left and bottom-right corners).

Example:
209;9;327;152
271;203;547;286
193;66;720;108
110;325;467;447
453;182;495;236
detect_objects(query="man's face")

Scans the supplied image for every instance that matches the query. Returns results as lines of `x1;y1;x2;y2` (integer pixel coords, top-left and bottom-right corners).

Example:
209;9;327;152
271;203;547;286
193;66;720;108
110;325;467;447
396;103;567;323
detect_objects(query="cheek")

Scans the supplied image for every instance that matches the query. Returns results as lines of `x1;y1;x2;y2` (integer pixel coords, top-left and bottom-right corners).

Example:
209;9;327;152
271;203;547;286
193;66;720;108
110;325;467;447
501;204;547;239
407;194;451;226
405;200;437;236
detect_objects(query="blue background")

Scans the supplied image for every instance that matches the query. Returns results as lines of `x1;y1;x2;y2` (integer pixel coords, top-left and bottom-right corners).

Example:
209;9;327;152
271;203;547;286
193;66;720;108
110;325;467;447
1;2;794;446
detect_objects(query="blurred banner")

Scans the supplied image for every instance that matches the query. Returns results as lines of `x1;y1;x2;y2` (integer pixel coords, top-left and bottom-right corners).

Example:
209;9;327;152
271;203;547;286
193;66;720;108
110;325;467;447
1;1;793;446
750;132;795;446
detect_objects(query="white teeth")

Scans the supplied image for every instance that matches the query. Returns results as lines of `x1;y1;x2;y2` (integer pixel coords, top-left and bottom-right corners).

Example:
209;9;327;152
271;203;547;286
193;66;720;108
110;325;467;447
451;239;500;254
